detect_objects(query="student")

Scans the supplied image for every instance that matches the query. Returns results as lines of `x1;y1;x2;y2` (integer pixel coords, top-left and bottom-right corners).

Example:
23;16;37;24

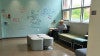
57;20;67;33
51;20;67;40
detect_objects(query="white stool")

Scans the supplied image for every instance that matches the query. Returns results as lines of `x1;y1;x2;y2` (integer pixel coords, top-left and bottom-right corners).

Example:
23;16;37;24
37;34;54;50
27;34;54;50
27;35;43;50
43;37;53;50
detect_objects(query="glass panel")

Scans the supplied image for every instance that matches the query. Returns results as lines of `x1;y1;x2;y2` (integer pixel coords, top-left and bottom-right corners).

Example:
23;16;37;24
62;0;70;9
84;0;91;6
83;8;90;22
63;11;69;20
71;9;81;22
72;0;81;8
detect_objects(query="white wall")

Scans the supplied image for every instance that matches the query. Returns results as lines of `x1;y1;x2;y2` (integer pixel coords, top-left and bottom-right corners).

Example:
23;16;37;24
87;0;100;56
69;22;88;36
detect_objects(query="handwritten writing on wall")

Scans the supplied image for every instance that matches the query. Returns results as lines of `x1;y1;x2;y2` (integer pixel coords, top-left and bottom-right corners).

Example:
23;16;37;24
19;7;27;13
2;13;8;18
27;8;56;28
1;9;6;13
12;18;20;22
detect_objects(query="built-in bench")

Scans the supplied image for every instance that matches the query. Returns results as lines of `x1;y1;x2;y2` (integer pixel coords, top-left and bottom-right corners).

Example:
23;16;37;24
59;33;87;50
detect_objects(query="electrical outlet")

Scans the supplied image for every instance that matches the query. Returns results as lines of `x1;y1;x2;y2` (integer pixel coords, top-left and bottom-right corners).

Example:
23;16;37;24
91;10;96;15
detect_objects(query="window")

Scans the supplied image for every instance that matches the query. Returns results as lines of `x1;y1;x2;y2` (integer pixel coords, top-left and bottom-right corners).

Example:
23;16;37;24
83;8;90;22
62;0;91;23
63;11;70;20
84;0;91;6
62;0;70;9
71;9;81;22
72;0;81;8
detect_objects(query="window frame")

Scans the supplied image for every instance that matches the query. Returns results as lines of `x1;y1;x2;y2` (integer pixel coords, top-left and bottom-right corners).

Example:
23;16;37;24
62;0;91;23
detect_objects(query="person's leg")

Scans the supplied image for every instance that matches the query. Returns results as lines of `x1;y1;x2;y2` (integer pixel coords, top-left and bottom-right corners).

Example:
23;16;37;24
52;30;59;40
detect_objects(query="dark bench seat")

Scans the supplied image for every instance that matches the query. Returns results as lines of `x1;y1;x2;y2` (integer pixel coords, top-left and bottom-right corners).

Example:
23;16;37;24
59;33;87;50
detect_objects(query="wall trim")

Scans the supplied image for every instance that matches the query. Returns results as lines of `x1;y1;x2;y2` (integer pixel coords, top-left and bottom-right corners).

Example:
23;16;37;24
0;37;27;40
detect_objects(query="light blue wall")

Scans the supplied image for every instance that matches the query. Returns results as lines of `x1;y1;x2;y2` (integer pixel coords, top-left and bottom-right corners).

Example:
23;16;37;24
0;0;2;38
1;0;62;38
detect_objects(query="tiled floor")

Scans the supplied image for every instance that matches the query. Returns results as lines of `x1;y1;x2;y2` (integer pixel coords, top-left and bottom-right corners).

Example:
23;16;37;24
0;38;75;56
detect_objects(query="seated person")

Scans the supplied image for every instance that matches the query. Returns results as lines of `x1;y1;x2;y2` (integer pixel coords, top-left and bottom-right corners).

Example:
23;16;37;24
51;20;67;40
57;20;67;33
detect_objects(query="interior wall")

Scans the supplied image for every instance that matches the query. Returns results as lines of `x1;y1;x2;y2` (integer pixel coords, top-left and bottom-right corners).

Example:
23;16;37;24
0;0;2;38
87;0;100;56
69;22;88;36
0;0;62;38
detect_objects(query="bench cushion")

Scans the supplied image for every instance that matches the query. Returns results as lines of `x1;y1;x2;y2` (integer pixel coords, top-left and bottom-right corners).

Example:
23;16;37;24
59;33;87;42
59;33;87;49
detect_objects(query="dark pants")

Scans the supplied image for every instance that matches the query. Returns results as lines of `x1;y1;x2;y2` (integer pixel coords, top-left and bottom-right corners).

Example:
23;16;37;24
48;29;69;40
51;29;59;40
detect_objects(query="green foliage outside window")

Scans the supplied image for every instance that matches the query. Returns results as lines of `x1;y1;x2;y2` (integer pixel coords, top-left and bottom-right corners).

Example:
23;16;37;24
83;8;90;20
72;9;81;19
72;8;89;20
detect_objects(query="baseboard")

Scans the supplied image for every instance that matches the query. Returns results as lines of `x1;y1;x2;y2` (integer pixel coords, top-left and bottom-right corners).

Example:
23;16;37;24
1;37;27;40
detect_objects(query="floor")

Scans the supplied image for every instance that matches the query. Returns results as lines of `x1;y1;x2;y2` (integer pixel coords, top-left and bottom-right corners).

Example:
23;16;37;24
0;38;75;56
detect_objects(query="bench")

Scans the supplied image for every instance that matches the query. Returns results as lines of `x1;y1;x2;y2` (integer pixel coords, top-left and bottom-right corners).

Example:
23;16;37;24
59;33;87;50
